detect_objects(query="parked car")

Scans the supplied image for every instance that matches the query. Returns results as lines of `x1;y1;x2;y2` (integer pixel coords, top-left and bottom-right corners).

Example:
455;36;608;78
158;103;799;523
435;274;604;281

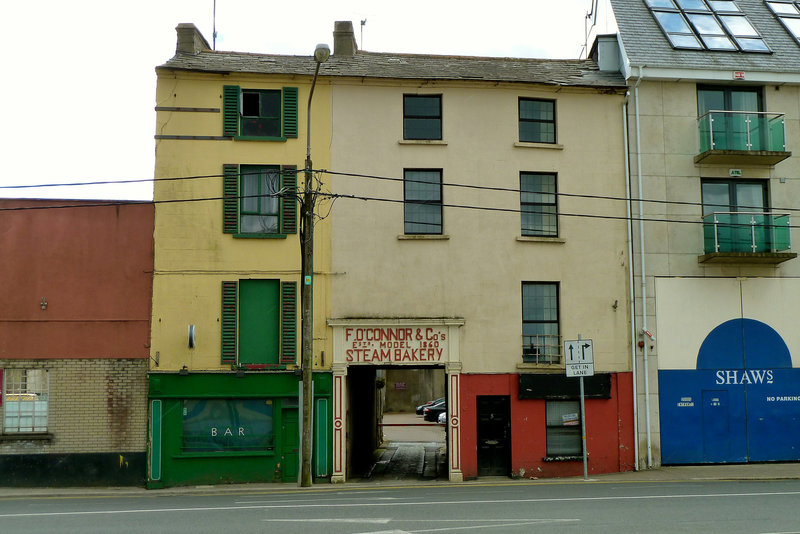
437;411;447;425
416;397;444;415
423;399;446;422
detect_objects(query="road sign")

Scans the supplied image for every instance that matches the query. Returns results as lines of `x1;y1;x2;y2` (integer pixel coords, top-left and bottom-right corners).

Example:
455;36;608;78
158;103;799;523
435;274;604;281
565;339;594;377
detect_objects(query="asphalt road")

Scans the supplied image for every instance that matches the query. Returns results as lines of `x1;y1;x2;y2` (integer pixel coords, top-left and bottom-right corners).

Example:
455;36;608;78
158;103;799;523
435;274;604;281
2;479;800;533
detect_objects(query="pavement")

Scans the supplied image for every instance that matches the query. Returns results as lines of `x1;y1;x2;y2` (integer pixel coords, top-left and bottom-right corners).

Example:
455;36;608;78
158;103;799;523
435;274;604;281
2;411;799;498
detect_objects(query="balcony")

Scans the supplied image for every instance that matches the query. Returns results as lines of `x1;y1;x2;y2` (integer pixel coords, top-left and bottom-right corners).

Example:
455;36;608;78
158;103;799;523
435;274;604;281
695;111;791;165
522;334;562;365
699;212;797;264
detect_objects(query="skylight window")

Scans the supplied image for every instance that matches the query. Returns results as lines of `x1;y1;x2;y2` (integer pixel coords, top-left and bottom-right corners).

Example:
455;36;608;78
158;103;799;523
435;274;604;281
646;0;771;52
767;1;800;42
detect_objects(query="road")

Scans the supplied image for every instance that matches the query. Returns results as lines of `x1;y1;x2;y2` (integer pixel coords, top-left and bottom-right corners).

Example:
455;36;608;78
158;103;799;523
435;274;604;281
1;479;799;533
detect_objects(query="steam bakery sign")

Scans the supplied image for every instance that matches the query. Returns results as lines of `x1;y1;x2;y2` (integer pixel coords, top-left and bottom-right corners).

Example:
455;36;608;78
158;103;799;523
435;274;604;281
344;327;448;363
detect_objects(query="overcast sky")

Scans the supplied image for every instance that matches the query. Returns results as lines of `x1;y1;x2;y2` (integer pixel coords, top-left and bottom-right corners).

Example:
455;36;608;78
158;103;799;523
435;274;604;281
0;0;615;200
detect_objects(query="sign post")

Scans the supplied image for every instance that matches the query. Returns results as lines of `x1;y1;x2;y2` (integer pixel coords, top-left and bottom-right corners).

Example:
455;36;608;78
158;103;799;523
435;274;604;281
564;335;594;480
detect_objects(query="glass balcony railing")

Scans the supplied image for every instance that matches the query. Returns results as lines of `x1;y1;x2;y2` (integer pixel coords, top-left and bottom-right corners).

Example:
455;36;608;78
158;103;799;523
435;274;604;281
698;111;787;153
703;212;792;254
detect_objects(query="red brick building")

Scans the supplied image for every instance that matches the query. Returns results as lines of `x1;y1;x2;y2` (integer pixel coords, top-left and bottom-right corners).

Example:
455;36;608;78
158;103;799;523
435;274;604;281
0;199;153;486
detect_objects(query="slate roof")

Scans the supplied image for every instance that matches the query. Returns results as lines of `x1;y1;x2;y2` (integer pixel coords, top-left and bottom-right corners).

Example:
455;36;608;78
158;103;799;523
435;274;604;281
159;49;626;89
610;0;800;73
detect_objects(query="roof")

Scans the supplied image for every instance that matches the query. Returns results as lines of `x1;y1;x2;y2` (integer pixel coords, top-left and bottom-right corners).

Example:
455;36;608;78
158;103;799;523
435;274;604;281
158;49;627;89
610;0;800;75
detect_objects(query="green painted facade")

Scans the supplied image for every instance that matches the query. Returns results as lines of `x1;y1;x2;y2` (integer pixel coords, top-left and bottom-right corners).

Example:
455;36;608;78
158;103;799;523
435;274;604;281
148;372;331;488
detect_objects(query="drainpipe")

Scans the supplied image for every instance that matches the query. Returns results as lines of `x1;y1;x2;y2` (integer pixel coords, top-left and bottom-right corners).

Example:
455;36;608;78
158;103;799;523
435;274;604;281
634;65;653;469
623;95;639;471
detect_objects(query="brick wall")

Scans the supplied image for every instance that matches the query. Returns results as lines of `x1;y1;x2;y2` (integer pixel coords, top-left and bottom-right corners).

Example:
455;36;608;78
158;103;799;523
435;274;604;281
0;359;148;454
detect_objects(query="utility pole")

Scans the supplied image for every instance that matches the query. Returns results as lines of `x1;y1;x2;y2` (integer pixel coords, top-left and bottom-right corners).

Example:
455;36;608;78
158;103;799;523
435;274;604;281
300;43;330;488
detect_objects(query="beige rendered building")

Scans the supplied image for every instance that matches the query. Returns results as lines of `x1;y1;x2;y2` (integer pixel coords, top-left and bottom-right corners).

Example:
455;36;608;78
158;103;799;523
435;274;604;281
325;22;634;481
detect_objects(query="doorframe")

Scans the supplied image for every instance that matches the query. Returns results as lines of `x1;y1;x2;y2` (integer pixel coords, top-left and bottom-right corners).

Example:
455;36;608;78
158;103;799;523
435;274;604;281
328;318;464;483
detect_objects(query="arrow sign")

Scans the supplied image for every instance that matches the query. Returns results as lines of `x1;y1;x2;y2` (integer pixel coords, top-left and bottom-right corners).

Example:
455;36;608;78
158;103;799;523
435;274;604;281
564;339;594;377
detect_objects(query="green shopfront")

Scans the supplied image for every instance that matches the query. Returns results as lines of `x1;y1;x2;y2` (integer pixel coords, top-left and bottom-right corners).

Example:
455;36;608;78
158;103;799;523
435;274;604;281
147;372;332;488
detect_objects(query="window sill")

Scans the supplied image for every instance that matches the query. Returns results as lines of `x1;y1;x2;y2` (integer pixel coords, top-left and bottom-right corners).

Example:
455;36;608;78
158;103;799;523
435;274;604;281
517;236;565;244
234;136;287;142
514;142;564;150
397;234;450;240
398;139;447;146
516;363;564;371
174;449;275;459
233;233;287;239
543;455;583;462
0;432;53;442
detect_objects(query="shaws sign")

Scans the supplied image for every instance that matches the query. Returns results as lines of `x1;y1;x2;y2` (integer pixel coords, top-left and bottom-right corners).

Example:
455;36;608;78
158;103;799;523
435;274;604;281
344;327;448;363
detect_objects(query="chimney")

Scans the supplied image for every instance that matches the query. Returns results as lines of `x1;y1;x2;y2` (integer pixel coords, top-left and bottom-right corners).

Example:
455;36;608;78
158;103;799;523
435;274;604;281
176;23;211;55
333;21;358;56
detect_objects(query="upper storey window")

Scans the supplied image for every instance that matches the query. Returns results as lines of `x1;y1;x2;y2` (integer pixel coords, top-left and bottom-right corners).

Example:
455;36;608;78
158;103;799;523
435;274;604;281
403;95;442;140
766;2;800;43
223;85;299;140
519;98;556;144
646;0;770;52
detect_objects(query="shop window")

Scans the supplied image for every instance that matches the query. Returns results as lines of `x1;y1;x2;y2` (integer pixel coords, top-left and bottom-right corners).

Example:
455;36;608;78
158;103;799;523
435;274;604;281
403;95;442;140
404;169;443;235
221;280;297;366
519;98;556;144
522;282;560;363
222;164;297;237
3;369;49;433
182;399;274;452
521;172;558;237
222;85;298;139
546;400;581;456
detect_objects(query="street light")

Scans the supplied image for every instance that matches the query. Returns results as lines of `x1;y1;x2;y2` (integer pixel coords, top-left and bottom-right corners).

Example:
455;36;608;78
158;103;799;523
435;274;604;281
300;42;329;488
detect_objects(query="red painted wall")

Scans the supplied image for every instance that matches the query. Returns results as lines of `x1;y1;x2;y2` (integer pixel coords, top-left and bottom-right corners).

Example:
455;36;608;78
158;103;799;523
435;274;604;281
0;200;154;359
459;372;634;479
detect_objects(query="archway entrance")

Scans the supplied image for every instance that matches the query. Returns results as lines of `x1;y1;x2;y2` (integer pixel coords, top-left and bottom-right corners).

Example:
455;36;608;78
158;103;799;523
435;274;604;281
328;319;464;483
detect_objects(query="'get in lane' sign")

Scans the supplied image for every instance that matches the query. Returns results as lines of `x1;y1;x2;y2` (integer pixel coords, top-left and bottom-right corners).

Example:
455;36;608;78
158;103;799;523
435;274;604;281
565;339;594;377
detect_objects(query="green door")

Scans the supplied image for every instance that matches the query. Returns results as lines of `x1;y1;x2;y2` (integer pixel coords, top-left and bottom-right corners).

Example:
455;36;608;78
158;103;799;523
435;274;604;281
281;408;299;482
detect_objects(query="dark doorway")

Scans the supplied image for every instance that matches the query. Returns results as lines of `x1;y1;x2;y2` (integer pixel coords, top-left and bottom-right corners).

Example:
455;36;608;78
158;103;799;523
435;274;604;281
476;395;511;477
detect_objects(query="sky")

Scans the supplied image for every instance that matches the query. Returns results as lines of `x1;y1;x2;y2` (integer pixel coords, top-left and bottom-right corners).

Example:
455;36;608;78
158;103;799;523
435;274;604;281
0;0;615;201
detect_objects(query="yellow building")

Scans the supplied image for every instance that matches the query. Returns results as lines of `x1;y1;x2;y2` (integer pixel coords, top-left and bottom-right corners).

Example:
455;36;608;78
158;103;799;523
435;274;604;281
148;24;333;487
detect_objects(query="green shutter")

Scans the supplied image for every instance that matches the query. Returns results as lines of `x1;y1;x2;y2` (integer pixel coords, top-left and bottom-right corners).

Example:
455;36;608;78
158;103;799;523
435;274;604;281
223;85;240;137
281;281;297;364
223;164;239;234
221;281;238;365
281;165;298;234
283;87;299;138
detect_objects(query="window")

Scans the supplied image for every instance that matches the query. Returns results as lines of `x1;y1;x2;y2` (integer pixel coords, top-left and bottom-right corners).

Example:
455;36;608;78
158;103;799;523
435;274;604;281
222;85;298;139
221;280;297;366
702;179;773;252
522;283;560;364
521;172;558;237
767;1;800;43
697;85;766;151
546;401;581;456
403;95;442;140
404;169;443;235
645;0;769;51
222;164;297;237
3;369;48;433
182;399;274;452
519;99;556;144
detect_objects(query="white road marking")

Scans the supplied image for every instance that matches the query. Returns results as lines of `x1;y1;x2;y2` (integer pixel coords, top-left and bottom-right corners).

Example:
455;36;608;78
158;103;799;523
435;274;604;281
238;496;399;504
0;490;798;518
263;518;392;524
354;520;580;534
